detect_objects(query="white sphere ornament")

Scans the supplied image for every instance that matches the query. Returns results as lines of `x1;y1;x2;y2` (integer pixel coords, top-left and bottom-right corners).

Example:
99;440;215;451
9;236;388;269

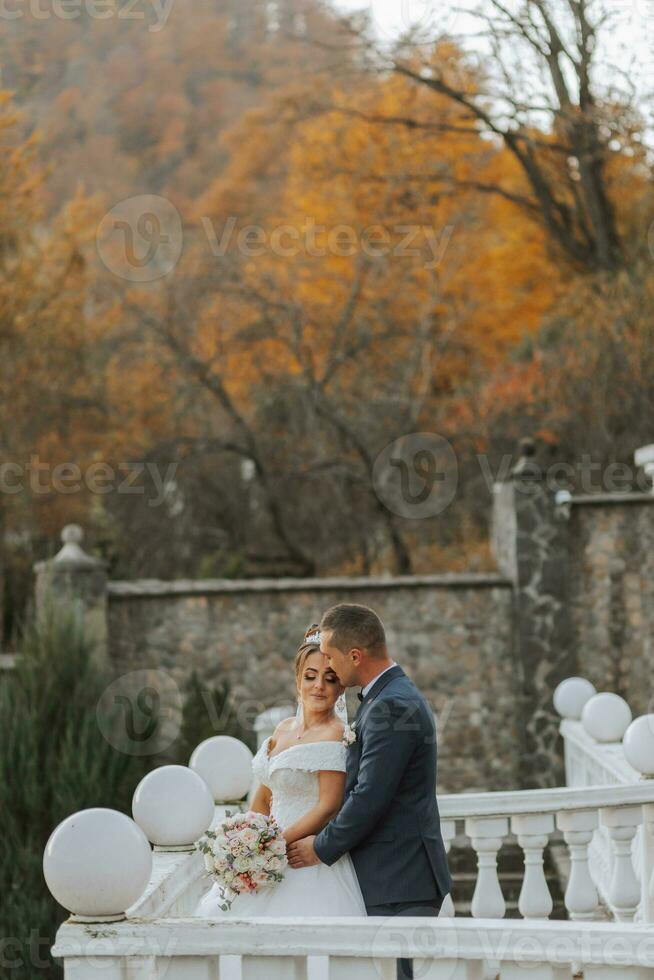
43;808;152;921
553;677;597;720
582;693;633;743
132;765;214;848
189;735;253;803
623;715;654;778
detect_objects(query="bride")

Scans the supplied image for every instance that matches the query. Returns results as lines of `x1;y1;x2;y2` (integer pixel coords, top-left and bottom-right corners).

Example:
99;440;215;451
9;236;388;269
195;625;367;918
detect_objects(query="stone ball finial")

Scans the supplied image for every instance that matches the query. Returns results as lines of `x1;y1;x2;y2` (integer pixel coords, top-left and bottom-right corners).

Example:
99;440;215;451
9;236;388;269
43;808;152;920
52;524;103;567
554;677;597;720
189;736;253;804
623;715;654;778
582;693;633;743
132;765;214;848
61;524;84;545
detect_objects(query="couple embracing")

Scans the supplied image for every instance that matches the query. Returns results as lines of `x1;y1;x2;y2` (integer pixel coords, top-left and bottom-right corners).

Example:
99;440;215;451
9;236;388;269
197;603;452;980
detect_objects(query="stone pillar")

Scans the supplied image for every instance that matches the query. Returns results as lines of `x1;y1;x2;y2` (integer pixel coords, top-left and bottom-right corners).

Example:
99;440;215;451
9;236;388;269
33;525;108;663
491;439;575;788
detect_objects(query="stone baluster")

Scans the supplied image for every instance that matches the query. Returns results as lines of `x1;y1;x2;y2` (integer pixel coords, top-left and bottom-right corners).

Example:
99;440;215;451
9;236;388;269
465;817;508;919
440;819;456;917
599;805;643;922
556;809;599;919
645;804;654;923
623;714;654;923
511;813;554;919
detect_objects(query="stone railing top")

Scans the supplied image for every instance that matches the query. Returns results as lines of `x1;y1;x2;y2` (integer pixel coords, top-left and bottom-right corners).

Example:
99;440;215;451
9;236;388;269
51;916;654;967
438;781;654;820
107;572;513;598
569;492;654;507
554;677;654;780
126;850;202;920
560;718;643;783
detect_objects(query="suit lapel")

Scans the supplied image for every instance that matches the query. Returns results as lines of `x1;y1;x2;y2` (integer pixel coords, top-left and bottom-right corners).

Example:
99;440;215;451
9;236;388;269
354;664;405;727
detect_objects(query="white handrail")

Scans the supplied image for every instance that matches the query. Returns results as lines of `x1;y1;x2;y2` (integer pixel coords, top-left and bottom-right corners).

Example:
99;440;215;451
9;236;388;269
52;916;654;968
439;782;654;819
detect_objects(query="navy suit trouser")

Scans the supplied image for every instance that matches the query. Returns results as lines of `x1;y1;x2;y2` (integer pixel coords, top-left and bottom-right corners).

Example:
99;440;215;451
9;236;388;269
366;899;444;980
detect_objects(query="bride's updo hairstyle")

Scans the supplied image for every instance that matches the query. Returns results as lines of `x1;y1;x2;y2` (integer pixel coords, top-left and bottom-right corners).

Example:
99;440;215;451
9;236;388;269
294;623;322;683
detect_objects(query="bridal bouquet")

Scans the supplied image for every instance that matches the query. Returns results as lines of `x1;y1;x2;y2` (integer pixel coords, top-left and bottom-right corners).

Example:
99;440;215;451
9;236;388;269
196;811;288;911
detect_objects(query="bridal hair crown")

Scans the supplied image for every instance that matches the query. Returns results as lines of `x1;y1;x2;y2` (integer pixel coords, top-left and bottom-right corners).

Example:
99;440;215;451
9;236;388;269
304;624;321;645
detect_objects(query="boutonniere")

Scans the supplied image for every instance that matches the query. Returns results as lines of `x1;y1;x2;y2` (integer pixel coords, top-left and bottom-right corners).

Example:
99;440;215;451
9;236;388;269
342;723;357;747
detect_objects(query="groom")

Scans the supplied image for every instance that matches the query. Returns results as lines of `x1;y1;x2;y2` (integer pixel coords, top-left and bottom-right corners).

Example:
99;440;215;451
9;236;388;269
287;603;452;980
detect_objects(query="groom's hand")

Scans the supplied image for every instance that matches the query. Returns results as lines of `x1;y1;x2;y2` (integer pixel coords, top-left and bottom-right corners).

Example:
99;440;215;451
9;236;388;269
287;836;320;868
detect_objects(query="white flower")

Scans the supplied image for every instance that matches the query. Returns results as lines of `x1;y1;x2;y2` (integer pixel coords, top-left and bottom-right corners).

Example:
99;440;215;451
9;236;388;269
240;828;259;847
342;724;357;747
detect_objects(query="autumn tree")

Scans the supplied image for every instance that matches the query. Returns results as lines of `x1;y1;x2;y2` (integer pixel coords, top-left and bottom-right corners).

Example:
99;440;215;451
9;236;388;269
328;0;651;274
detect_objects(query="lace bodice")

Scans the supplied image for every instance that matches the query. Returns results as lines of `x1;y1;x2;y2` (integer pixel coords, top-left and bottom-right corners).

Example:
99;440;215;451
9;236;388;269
252;736;346;829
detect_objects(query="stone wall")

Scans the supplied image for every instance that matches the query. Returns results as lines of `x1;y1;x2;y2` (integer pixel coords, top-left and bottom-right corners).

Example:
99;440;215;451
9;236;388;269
567;495;654;713
107;575;517;794
34;467;654;796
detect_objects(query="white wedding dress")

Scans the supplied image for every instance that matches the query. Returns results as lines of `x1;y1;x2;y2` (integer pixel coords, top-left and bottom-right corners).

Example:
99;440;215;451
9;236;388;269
195;736;367;918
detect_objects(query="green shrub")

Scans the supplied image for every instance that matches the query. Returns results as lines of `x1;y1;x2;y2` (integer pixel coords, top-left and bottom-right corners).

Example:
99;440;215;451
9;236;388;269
176;670;255;761
0;596;155;979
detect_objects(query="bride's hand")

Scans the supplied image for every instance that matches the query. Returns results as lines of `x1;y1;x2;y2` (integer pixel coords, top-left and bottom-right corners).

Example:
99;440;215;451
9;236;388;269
287;836;320;869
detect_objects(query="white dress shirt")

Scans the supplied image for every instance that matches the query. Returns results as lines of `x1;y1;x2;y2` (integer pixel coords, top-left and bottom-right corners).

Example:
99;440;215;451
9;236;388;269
361;661;397;699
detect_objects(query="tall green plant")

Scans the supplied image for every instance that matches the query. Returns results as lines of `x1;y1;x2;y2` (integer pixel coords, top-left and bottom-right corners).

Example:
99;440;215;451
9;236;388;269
0;596;155;979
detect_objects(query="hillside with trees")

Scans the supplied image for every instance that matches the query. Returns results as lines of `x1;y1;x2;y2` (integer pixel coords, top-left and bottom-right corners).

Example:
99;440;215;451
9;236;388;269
1;0;653;640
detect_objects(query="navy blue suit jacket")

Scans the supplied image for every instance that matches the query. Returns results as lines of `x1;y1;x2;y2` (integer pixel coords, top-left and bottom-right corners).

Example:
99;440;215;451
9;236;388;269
314;665;452;908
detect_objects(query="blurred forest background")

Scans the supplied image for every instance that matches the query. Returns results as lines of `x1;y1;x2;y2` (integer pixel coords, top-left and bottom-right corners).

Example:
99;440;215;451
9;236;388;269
2;0;654;644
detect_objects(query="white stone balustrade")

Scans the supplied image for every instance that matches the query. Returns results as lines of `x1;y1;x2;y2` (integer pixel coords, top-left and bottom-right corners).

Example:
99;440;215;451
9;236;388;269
50;916;654;979
439;782;654;925
555;678;654;924
44;681;654;979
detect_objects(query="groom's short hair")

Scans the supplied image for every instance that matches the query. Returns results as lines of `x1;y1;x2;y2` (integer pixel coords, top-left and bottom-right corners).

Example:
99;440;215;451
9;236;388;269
320;604;386;657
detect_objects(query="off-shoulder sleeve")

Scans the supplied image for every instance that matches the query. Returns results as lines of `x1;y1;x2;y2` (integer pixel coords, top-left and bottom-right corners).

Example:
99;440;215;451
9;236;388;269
269;740;346;775
251;736;271;785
